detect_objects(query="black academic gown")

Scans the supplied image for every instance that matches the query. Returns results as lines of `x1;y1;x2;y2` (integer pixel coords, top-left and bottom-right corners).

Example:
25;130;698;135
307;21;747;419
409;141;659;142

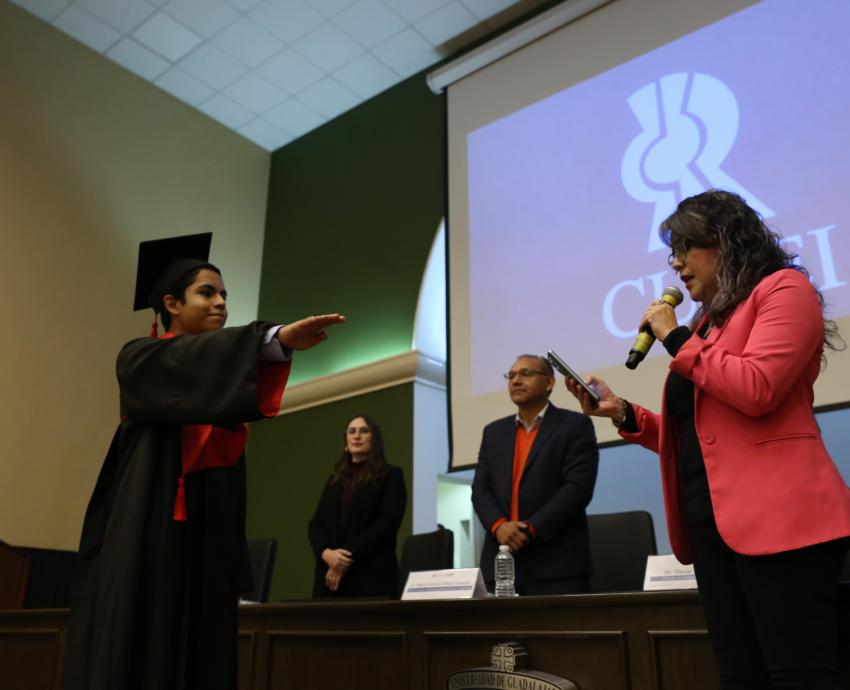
64;323;288;690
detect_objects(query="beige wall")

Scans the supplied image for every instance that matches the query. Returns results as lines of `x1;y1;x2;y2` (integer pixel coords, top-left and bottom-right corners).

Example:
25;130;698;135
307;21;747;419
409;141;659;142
0;1;270;549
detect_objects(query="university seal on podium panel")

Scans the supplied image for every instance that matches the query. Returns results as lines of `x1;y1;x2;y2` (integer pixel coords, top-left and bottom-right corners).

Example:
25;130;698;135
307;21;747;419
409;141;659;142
446;642;577;690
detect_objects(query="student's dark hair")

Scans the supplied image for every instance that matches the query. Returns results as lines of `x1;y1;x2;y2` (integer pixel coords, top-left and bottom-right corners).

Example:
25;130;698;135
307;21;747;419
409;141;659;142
158;262;221;330
659;190;843;357
331;414;389;486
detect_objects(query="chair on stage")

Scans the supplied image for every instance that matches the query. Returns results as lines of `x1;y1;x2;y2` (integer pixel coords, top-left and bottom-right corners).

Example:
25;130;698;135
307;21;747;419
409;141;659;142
243;538;278;603
398;526;454;596
21;548;76;609
588;511;657;593
0;540;31;610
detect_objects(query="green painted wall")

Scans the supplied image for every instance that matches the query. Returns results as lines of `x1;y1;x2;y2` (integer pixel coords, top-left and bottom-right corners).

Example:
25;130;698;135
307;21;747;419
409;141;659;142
250;69;446;601
246;384;414;601
258;71;446;385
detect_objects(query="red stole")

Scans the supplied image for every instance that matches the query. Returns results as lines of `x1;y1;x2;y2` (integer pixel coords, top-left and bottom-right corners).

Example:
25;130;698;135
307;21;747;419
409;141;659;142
158;331;290;521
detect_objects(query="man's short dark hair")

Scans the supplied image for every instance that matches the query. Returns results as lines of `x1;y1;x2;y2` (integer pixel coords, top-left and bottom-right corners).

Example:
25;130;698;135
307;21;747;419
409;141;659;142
515;354;554;377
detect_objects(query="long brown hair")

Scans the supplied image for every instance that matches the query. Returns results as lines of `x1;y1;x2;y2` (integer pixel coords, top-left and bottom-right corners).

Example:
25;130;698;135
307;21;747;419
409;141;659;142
331;414;390;486
659;190;844;356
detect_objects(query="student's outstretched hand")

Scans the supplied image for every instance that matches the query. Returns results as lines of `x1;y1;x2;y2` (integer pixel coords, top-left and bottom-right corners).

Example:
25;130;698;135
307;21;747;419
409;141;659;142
278;314;346;350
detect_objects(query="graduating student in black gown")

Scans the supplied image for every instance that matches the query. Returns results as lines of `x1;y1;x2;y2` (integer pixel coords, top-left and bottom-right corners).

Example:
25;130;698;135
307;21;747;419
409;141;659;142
64;233;345;690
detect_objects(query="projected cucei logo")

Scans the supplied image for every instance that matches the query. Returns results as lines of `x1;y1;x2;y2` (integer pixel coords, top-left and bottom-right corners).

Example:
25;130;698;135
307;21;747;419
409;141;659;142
620;72;773;252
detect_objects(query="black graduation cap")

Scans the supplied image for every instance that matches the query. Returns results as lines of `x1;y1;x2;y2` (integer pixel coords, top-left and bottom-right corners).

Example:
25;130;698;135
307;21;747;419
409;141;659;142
133;232;212;312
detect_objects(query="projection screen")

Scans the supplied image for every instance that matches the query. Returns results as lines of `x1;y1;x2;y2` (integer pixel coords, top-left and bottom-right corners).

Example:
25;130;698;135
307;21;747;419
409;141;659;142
447;0;850;468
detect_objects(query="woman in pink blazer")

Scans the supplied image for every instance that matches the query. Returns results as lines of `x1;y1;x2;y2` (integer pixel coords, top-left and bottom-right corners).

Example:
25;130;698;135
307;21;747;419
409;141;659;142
568;190;850;690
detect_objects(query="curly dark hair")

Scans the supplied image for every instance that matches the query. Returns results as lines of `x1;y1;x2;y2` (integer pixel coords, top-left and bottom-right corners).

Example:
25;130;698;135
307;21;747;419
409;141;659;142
331;414;390;486
659;189;843;355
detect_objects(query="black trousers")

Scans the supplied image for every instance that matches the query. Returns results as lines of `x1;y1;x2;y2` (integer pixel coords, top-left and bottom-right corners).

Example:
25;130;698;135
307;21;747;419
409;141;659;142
688;517;848;690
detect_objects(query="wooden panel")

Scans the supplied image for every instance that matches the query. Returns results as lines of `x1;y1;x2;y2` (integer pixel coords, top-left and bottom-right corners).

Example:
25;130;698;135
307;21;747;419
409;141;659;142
649;630;719;690
238;631;257;690
265;631;408;690
0;628;63;690
424;631;629;690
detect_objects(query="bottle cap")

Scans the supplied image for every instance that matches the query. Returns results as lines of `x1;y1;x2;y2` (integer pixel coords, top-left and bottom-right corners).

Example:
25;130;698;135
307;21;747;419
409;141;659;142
499;545;510;553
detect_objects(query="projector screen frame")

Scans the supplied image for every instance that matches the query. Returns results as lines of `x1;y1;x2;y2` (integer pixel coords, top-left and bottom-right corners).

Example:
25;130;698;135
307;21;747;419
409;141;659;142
439;0;850;471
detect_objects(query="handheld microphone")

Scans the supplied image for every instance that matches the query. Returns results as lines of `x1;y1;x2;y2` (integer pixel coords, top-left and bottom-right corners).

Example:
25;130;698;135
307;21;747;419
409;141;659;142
625;286;684;370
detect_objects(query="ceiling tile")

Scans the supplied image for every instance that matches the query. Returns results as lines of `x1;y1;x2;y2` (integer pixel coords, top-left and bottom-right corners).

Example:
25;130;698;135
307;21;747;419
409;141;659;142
9;0;69;22
461;0;519;22
199;93;255;129
133;11;202;61
264;98;325;137
256;48;324;94
223;72;287;114
296;76;359;119
19;0;516;149
415;1;478;46
372;28;442;78
214;16;284;67
382;0;450;24
107;37;170;80
162;0;240;39
332;0;406;49
222;0;262;10
303;0;355;18
293;22;363;73
53;5;121;53
249;0;324;44
77;0;157;33
239;118;293;150
155;66;215;105
179;43;247;89
333;52;398;100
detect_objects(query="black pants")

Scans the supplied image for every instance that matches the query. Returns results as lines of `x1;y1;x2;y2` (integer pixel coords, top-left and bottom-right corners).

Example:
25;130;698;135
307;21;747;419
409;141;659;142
688;517;848;690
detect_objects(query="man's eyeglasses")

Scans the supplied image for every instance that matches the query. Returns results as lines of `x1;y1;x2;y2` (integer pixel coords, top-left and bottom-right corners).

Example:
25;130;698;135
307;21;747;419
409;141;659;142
503;369;549;380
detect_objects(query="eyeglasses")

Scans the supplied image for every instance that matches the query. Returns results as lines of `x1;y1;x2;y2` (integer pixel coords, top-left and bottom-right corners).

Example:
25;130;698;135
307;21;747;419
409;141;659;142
667;242;691;266
503;369;550;380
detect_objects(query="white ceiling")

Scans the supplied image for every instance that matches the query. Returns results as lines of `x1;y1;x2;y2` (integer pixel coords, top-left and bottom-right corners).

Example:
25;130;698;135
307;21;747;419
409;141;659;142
12;0;546;151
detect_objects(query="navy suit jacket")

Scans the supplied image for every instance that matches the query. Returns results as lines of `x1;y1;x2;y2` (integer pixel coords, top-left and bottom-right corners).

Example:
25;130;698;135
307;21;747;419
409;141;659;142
471;405;599;581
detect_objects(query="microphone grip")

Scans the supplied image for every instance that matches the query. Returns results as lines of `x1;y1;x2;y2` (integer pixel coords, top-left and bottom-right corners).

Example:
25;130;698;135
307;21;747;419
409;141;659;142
625;287;683;369
626;326;655;370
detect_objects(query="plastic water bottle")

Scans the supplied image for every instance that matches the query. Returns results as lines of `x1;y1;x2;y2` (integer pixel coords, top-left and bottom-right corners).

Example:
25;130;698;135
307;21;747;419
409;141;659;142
494;545;516;597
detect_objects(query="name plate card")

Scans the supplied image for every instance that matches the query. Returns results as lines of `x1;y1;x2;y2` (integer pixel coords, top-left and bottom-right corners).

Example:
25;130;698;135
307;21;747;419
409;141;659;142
401;568;489;600
643;554;698;590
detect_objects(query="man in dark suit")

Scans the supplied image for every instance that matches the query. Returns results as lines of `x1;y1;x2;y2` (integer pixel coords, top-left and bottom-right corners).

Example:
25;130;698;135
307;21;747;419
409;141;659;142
472;354;599;595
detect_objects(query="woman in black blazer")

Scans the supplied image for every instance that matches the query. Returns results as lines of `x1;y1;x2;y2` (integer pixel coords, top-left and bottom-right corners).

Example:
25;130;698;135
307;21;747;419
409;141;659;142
308;414;407;598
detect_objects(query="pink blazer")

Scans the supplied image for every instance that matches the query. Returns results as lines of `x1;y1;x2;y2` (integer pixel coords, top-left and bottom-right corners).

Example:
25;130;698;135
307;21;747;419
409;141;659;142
621;268;850;563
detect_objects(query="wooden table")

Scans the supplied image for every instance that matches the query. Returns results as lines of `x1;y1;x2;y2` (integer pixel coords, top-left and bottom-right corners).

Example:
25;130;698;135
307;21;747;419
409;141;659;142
3;587;849;690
